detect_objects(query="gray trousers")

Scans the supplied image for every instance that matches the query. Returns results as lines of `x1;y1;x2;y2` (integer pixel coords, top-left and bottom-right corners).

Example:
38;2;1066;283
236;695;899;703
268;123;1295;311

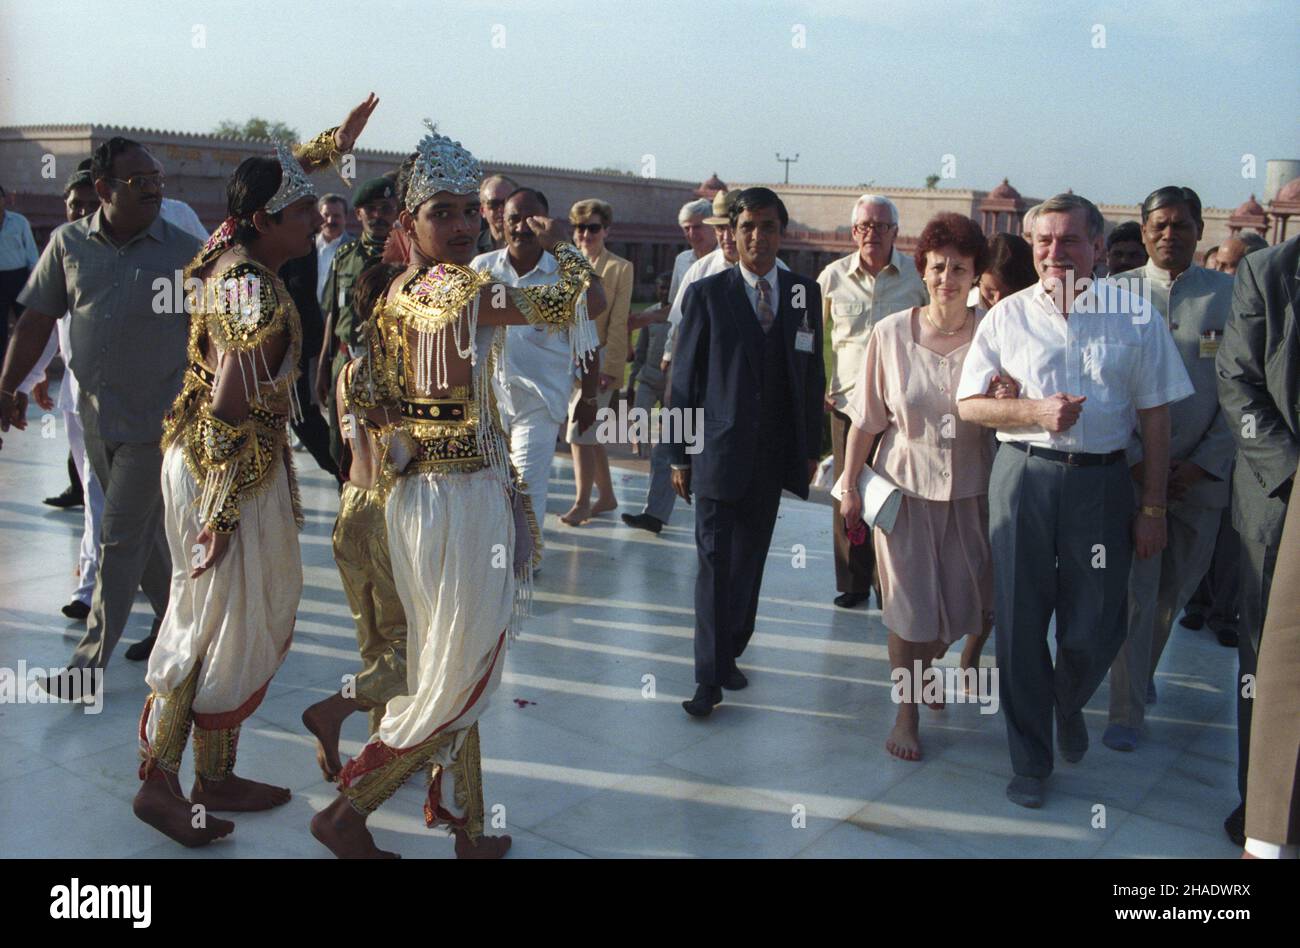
990;443;1133;778
643;438;678;523
72;410;170;671
1237;532;1280;803
1108;500;1222;728
1187;506;1242;634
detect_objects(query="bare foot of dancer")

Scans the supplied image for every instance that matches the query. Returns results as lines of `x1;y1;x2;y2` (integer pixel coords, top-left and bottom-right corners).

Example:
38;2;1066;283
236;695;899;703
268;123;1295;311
311;794;399;859
191;773;292;812
453;828;512;859
590;496;618;516
302;692;363;781
885;705;922;761
560;504;590;526
133;768;235;847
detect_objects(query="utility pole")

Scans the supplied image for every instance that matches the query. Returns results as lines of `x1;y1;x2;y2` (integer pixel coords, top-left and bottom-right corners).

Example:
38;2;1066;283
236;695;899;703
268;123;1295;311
776;153;799;184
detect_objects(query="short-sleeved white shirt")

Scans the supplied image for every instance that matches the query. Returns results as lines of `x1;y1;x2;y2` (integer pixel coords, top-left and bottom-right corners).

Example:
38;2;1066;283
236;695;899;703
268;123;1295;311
955;279;1194;453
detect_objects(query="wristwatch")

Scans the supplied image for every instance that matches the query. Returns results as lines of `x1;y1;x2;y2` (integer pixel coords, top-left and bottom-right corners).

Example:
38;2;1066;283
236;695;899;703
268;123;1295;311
1138;504;1167;518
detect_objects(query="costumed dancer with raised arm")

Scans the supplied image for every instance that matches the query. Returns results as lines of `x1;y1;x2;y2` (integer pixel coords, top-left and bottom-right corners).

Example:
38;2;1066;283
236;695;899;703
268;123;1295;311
311;123;604;859
133;96;379;847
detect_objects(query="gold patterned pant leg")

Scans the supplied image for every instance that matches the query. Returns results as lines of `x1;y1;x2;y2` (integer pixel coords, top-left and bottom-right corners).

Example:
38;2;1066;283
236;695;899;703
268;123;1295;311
425;723;485;839
339;732;450;815
334;484;408;732
138;664;201;778
192;725;241;781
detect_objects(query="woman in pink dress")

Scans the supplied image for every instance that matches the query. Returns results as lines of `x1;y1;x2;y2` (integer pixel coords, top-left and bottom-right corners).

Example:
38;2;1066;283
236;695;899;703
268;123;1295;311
841;213;1000;761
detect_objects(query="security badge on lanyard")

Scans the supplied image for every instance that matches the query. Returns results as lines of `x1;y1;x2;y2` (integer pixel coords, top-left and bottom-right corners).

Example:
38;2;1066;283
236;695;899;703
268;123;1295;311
795;313;816;353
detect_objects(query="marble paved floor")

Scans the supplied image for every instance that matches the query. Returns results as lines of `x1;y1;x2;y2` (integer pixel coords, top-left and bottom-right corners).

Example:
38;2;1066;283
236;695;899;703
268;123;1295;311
0;403;1243;858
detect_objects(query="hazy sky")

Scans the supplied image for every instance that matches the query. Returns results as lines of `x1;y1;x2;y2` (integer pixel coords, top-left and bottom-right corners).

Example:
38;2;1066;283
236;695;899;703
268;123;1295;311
2;0;1296;208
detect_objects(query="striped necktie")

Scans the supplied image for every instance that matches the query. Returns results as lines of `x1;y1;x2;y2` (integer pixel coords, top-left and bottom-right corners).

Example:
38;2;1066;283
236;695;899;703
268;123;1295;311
755;275;775;333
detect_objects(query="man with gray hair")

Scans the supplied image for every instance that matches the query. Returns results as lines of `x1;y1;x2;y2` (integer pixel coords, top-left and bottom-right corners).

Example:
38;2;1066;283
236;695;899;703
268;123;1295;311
670;198;718;302
817;193;926;609
957;192;1192;808
477;173;519;254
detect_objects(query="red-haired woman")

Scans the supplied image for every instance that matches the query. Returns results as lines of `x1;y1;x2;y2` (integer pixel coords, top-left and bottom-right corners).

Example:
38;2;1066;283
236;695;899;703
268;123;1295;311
841;213;998;761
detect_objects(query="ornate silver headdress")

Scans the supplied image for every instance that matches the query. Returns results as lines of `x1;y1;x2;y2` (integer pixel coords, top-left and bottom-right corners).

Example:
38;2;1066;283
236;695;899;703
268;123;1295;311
266;142;317;214
405;120;483;211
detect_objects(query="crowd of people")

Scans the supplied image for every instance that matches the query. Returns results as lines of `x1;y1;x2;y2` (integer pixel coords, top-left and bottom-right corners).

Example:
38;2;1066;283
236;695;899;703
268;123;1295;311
0;92;1295;861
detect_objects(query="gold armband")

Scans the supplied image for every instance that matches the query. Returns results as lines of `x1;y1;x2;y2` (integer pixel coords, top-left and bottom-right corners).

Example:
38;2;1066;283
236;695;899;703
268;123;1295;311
509;243;594;330
199;413;251;467
294;126;343;175
194;413;256;534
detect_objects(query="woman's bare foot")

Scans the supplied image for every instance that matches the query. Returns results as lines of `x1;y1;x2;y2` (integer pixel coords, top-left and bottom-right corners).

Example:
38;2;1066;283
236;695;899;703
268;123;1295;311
590;496;618;516
560;504;590;526
885;706;922;761
191;773;292;812
311;794;399;859
453;828;512;859
302;692;361;781
133;768;235;847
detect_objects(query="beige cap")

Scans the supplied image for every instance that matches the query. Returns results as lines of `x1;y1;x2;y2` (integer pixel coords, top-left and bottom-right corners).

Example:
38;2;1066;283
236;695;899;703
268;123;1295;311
703;189;741;226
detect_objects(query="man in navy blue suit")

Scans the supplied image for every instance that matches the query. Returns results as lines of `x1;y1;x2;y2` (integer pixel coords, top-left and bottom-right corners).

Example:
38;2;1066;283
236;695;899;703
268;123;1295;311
669;188;826;716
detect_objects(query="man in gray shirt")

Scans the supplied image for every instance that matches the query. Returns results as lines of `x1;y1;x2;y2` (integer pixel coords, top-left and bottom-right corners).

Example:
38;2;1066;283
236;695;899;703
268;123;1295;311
0;136;202;689
1103;187;1235;753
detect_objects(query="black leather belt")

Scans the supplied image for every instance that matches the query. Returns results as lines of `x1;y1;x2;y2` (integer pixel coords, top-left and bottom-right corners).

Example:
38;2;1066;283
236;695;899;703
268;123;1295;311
400;399;469;422
1006;441;1125;467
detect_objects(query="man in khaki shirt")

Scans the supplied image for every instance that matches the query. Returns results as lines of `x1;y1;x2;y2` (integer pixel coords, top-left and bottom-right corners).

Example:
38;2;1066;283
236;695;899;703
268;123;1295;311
817;194;926;608
0;137;201;684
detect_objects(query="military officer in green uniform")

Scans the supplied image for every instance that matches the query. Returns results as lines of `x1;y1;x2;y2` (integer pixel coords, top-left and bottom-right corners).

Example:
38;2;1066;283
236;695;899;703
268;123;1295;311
315;175;400;468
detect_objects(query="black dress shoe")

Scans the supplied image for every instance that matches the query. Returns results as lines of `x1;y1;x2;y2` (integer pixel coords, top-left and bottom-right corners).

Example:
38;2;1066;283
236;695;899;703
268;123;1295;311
1178;611;1206;631
621;512;663;534
722;668;748;690
125;633;157;662
36;667;97;702
834;592;869;609
682;685;722;717
1223;803;1246;848
61;600;90;622
43;486;84;509
1214;627;1239;648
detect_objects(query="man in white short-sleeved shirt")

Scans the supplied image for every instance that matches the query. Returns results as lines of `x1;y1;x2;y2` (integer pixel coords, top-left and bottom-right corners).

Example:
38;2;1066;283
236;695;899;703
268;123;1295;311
957;192;1192;809
472;187;597;545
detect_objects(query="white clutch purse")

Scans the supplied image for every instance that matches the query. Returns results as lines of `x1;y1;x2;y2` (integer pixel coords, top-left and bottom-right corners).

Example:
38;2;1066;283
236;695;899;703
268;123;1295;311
831;465;903;534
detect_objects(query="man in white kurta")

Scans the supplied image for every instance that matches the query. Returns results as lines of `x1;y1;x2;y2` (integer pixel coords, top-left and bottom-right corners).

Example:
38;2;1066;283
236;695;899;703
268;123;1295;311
472;189;591;537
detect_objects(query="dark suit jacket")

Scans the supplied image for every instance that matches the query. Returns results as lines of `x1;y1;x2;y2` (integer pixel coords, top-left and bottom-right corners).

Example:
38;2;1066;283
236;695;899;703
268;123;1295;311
1217;235;1300;547
669;266;825;502
280;246;324;375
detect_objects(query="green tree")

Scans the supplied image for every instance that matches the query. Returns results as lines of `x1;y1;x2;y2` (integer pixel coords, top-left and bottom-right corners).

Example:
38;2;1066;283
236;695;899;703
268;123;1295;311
925;174;940;189
213;118;299;143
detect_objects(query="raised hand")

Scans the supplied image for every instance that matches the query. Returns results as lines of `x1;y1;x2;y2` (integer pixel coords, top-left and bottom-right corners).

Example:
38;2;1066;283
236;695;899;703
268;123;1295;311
525;216;572;252
334;93;380;153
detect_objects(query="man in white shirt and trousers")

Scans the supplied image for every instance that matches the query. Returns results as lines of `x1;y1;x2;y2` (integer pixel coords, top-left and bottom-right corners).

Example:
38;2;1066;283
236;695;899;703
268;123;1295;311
472;187;598;550
957;193;1193;809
